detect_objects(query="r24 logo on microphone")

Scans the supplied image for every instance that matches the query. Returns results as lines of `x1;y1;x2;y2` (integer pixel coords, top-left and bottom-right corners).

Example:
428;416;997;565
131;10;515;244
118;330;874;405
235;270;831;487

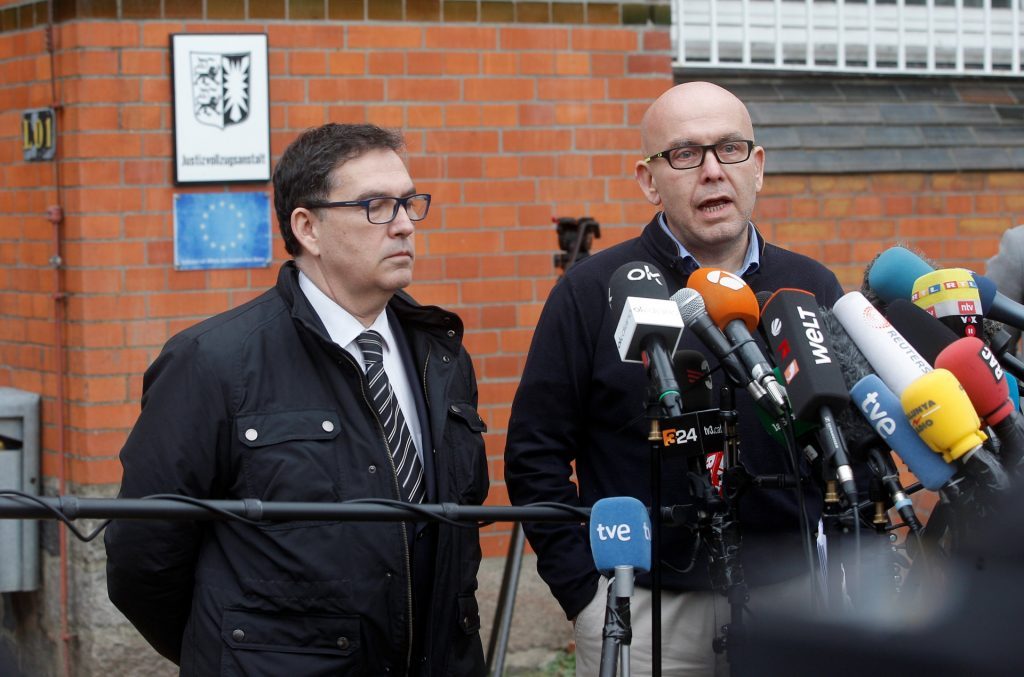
627;264;663;286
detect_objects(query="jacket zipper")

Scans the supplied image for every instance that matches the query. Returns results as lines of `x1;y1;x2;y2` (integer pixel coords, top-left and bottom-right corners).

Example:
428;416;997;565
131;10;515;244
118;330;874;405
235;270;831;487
421;347;431;409
347;353;415;673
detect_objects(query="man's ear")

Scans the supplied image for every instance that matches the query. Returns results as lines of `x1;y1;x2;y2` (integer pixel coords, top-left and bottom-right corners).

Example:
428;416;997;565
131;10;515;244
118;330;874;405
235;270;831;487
635;161;662;206
753;145;766;193
291;207;320;257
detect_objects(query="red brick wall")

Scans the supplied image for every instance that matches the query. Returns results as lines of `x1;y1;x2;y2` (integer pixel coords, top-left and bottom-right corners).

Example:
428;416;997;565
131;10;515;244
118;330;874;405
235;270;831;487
1;11;1021;559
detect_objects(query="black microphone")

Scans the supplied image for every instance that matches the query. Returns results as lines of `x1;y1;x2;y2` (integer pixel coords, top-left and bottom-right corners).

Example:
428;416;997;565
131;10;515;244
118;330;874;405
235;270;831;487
882;298;959;366
608;261;684;418
673;349;713;410
973;271;1024;332
760;289;858;505
670;287;781;417
672;349;726;490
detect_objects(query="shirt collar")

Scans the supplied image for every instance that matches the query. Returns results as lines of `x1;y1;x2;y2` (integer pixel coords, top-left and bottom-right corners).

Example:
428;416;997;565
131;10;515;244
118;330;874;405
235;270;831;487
298;271;394;354
657;212;760;277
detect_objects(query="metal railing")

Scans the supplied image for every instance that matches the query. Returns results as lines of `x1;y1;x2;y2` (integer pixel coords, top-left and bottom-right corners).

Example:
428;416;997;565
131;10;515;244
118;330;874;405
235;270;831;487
673;0;1023;76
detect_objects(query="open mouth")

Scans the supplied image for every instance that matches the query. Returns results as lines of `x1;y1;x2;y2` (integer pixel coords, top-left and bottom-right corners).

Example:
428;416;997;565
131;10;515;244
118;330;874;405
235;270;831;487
698;198;732;215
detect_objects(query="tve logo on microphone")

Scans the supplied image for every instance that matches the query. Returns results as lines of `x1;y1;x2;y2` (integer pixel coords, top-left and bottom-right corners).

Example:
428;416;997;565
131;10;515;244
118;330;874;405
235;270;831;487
857;387;898;437
592;520;651;542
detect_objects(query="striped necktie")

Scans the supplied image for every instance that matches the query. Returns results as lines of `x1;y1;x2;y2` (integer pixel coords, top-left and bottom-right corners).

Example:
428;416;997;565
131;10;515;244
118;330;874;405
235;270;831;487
356;330;426;504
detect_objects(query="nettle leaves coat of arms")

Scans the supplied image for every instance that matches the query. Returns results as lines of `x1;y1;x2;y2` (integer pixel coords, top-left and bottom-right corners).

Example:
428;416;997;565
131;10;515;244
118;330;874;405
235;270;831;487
190;51;252;130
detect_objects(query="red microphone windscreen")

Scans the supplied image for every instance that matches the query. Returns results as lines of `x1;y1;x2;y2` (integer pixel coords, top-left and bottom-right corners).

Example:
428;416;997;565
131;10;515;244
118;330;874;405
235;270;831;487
935;336;1013;427
687;268;759;332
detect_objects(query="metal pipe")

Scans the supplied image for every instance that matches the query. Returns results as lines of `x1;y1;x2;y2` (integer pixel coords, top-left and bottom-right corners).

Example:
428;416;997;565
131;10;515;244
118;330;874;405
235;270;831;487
0;496;592;522
44;3;70;676
486;523;526;676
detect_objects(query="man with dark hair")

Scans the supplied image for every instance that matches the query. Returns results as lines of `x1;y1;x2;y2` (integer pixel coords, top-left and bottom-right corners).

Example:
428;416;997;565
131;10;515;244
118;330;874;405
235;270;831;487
105;123;489;676
505;83;844;675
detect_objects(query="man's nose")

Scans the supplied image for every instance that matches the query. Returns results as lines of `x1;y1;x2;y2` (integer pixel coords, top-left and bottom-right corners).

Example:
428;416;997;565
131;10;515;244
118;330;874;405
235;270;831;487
389;205;416;236
699;149;726;180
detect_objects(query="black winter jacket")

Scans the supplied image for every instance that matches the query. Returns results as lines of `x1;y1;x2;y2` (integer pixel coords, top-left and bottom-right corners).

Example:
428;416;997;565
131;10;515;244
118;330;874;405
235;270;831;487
504;216;844;620
105;262;489;676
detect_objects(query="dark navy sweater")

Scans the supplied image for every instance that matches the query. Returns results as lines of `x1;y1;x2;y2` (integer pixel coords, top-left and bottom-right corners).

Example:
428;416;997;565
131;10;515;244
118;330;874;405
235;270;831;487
504;215;844;619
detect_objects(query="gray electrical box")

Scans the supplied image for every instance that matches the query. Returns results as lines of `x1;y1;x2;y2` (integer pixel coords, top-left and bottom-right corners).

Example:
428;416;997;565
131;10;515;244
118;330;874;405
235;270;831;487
0;387;40;592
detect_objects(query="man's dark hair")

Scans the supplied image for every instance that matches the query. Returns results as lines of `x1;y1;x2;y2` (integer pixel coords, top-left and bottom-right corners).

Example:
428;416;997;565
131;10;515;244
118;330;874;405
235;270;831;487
273;123;405;256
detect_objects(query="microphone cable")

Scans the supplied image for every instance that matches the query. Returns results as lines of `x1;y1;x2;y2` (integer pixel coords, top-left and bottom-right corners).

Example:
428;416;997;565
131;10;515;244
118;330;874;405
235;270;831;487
0;489;110;542
778;414;822;610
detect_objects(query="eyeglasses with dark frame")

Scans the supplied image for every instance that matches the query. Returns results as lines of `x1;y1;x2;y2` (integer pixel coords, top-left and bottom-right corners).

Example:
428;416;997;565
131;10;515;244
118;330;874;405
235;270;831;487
302;193;432;225
643;140;755;170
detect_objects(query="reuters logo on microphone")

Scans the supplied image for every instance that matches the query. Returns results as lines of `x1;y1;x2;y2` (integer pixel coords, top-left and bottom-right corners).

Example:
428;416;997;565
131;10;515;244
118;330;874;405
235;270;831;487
860;305;890;329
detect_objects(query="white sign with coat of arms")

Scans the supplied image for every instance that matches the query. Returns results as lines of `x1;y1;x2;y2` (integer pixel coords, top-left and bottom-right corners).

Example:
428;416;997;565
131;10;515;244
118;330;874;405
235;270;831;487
172;34;270;184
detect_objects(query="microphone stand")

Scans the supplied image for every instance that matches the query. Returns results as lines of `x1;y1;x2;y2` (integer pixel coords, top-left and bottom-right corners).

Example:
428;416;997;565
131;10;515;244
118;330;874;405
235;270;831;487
646;404;665;677
599;564;635;677
708;382;749;673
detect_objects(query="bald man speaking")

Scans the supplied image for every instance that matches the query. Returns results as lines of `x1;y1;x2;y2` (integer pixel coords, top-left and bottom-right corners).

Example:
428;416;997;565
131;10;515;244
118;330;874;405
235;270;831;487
505;83;845;675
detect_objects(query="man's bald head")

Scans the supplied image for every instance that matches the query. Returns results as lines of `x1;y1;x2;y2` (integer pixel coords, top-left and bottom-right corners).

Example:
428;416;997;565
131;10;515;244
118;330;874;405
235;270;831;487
633;81;765;271
640;82;755;157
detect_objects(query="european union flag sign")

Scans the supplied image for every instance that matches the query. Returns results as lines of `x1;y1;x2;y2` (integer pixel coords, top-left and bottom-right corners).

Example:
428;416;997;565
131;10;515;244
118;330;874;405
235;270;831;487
174;192;271;270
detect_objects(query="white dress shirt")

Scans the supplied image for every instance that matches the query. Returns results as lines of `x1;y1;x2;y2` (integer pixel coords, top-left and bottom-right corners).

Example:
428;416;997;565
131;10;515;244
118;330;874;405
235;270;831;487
298;271;424;463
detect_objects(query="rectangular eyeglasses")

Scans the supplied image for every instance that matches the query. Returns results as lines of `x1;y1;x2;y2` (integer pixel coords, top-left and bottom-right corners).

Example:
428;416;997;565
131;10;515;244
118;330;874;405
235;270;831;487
303;193;432;224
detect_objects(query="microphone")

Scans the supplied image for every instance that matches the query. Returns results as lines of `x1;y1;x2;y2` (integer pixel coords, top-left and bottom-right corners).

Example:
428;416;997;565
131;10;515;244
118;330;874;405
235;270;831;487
935;337;1013;428
670;288;779;417
760;288;857;504
971;269;1024;331
868;244;1024;332
831;291;932;396
936;337;1024;472
590;496;652;575
673;349;727;491
590;496;652;677
673;349;713;410
849;374;956;492
687;268;789;415
882;298;959;366
900;368;1010;491
1007;372;1021;412
900;369;986;464
910;268;984;338
608;261;684;417
822;308;959;492
869;248;1024;380
865;246;935;304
